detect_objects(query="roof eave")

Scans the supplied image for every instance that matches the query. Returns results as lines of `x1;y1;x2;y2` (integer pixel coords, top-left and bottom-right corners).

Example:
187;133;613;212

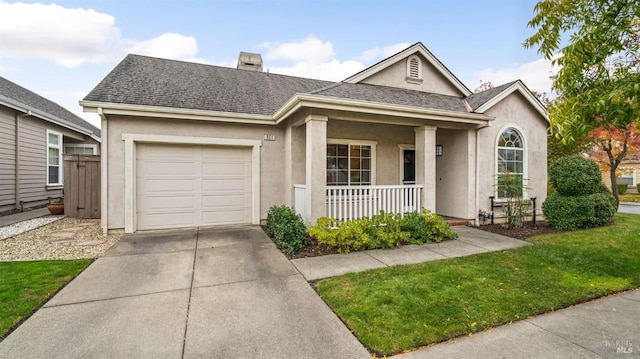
1;96;101;141
474;81;549;123
80;100;276;125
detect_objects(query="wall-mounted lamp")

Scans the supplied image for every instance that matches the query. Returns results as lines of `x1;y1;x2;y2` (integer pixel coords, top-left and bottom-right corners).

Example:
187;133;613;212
436;144;443;156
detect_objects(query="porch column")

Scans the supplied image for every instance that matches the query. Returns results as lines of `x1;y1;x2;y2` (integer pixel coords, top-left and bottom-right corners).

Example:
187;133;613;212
305;114;328;223
415;125;437;212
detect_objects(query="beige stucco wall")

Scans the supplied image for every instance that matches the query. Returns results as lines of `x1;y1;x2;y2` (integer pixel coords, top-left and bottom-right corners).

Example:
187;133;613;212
435;129;476;219
359;54;465;96
477;92;548;216
104;116;285;231
602;164;639;194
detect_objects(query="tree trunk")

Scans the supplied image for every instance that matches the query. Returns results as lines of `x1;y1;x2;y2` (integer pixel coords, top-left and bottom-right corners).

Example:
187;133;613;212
610;168;619;208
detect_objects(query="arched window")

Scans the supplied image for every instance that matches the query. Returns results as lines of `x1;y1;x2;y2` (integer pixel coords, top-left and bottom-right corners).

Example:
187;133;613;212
497;128;524;198
406;55;422;82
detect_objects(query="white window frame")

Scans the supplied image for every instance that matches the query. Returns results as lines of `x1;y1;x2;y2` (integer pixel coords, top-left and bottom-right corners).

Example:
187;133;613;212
495;126;527;200
46;129;63;186
406;55;423;83
327;138;377;186
64;143;98;155
619;168;637;187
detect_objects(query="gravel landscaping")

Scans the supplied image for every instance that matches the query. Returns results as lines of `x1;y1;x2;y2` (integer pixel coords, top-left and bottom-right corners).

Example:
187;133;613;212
0;218;123;261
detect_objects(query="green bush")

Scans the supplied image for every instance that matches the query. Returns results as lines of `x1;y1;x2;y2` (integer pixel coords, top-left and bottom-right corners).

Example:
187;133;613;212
548;156;602;196
617;183;629;195
265;205;308;255
307;209;457;253
542;192;616;230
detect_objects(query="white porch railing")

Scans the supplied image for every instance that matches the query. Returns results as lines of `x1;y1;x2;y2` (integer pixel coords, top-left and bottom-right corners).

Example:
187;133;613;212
327;185;423;221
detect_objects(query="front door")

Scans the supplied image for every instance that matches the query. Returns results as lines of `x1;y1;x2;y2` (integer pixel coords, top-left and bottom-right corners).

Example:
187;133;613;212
402;149;415;185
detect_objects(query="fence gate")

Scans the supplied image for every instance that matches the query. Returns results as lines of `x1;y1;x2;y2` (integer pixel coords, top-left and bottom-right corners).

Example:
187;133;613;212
63;155;100;219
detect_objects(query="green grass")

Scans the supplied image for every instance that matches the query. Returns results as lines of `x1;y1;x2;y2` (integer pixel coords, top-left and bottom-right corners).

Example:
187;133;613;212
0;260;91;339
316;213;640;356
619;193;640;203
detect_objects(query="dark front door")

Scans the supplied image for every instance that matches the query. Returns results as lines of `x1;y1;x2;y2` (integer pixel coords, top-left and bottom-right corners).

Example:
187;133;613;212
403;149;415;184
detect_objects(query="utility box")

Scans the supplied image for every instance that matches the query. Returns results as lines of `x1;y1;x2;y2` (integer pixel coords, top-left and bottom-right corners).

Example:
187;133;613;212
63;155;100;219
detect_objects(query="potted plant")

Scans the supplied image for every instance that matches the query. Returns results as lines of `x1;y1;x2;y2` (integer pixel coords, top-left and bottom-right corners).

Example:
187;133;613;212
48;197;64;215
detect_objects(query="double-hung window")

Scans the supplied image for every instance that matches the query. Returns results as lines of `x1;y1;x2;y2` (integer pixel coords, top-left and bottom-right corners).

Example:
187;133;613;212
47;130;63;186
326;140;375;186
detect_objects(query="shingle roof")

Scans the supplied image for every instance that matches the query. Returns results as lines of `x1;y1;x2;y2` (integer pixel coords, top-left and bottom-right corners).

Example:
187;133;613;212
465;81;518;111
84;54;334;116
312;82;469;112
0;76;100;137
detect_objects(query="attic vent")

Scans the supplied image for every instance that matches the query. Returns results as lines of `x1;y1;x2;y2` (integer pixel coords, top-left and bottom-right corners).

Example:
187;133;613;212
406;55;423;83
237;51;263;72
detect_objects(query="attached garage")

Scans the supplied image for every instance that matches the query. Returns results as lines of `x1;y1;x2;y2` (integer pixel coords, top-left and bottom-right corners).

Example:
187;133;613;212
136;143;252;230
120;134;262;233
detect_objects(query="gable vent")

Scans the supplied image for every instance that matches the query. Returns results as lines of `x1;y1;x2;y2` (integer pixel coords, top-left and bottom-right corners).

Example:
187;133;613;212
406;55;423;83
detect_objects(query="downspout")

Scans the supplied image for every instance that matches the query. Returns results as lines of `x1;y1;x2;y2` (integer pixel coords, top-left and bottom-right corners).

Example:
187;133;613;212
98;108;108;235
15;111;32;211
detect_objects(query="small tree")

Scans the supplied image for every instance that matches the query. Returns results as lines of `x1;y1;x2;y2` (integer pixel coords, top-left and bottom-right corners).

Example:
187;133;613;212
587;122;640;205
496;171;530;228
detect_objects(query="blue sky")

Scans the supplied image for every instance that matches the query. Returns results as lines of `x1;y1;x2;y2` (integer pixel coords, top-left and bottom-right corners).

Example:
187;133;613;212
0;0;555;128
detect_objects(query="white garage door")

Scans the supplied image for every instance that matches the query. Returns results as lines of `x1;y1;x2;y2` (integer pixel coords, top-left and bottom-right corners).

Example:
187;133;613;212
136;143;252;230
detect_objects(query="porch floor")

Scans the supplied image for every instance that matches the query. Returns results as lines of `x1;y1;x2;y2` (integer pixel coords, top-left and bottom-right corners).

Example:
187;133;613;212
440;215;470;226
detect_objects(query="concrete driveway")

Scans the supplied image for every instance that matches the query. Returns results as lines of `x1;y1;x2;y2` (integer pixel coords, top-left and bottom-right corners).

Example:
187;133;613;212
0;226;369;358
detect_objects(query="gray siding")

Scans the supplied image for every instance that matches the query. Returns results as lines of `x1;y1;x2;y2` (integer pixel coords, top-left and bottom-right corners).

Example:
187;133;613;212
0;105;99;212
0;107;16;211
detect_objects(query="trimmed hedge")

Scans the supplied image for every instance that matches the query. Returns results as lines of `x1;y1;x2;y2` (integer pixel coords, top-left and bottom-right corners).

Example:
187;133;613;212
265;205;308;255
543;156;616;230
549;155;602;196
617;183;629;195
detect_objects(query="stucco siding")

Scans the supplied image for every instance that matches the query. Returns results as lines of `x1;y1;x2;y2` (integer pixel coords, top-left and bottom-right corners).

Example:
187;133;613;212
104;116;285;230
0;107;17;211
602;164;639;193
359;54;464;96
477;92;548;214
435;129;475;219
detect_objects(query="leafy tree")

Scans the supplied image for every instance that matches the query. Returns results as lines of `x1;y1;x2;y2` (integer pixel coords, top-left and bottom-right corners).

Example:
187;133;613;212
524;0;640;147
587;122;640;203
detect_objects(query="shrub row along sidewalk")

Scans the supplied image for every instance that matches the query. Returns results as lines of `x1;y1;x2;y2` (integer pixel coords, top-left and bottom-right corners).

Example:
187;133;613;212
315;213;640;356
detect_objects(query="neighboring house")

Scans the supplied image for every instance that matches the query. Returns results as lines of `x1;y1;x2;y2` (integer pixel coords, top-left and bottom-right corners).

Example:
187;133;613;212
0;76;101;213
80;42;548;234
601;153;640;194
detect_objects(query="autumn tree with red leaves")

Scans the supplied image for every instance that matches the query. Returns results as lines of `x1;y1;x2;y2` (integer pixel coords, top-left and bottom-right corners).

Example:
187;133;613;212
588;123;640;203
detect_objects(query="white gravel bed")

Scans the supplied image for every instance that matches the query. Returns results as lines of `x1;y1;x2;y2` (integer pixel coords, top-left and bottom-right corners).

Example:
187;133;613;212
0;218;123;261
0;215;65;241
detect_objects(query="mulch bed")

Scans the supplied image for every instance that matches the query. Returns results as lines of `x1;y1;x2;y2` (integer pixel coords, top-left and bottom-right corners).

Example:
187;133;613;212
274;221;561;259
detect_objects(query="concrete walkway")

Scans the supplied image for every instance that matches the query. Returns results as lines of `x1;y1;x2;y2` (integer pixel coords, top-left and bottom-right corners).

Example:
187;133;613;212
0;207;50;227
0;226;370;358
292;226;530;281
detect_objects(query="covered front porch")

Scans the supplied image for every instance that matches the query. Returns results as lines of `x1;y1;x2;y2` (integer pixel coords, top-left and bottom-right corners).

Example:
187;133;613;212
284;112;490;225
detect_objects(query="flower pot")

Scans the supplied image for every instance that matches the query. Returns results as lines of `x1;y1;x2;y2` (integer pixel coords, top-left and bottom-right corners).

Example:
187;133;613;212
48;203;64;215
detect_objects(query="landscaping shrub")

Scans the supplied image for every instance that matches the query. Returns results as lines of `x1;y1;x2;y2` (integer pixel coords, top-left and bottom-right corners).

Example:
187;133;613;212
548;155;602;196
307;209;457;253
617;183;629;195
543;156;616;230
265;205;308;255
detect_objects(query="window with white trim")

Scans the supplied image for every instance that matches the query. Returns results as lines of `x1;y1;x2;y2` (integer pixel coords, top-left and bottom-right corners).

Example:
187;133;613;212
497;128;524;198
406;55;422;82
326;141;375;186
47;130;63;186
618;168;637;187
64;144;98;155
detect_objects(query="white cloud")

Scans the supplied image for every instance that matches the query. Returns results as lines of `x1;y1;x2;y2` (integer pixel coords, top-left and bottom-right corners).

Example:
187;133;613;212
0;1;122;67
127;33;210;64
262;36;335;64
358;43;412;63
259;37;413;81
469;57;559;94
0;1;208;67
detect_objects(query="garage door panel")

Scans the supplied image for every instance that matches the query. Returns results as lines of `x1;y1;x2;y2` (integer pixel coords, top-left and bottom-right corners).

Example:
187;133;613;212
136;143;253;230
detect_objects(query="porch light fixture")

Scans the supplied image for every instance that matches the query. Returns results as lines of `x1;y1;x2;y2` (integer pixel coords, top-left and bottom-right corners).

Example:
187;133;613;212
436;144;443;156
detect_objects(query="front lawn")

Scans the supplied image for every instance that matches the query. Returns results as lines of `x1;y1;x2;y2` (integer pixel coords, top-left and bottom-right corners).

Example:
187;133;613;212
316;213;640;356
0;260;91;339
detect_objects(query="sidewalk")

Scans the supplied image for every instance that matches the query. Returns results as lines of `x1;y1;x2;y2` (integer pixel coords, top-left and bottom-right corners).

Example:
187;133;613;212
0;207;51;227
